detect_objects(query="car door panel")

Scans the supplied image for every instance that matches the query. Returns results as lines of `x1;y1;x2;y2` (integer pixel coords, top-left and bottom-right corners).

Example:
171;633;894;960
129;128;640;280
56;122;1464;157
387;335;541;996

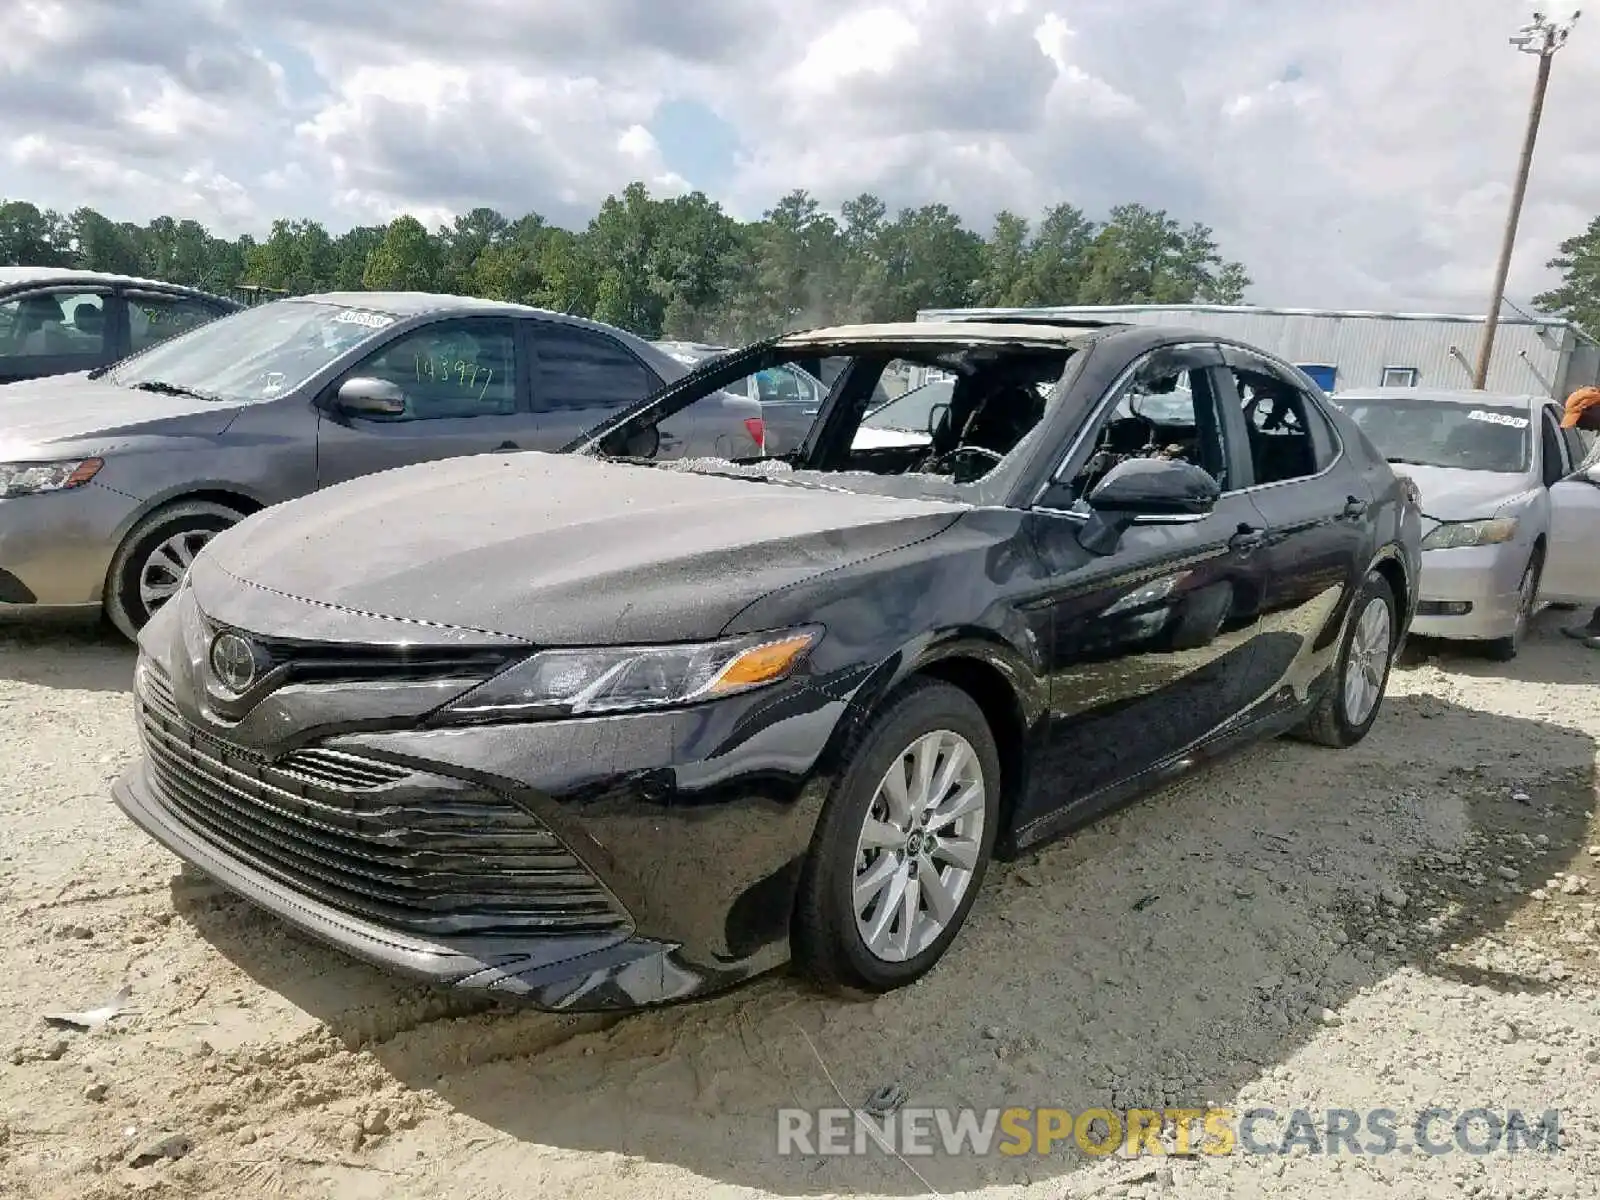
1541;469;1600;604
1013;344;1270;837
314;316;530;489
1014;500;1270;838
1218;349;1374;721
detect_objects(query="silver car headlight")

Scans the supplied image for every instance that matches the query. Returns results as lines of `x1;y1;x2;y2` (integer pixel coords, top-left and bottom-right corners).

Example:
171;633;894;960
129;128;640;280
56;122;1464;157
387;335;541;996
1420;517;1518;551
0;457;104;499
437;626;822;722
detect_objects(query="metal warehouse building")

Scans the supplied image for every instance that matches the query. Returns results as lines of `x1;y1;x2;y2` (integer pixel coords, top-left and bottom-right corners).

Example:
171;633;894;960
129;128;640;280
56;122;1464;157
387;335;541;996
917;304;1600;399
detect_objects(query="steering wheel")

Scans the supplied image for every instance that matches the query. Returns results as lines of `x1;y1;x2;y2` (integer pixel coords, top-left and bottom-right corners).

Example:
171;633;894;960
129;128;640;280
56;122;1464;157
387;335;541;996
918;445;1005;478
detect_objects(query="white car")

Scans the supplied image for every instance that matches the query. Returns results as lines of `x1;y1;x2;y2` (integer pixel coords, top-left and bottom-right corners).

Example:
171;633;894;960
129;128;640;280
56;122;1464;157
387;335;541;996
1330;387;1600;659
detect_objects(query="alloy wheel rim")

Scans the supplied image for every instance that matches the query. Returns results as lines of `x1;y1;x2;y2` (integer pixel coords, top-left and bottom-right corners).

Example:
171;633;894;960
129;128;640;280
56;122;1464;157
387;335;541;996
853;729;986;963
1342;596;1392;726
139;530;216;614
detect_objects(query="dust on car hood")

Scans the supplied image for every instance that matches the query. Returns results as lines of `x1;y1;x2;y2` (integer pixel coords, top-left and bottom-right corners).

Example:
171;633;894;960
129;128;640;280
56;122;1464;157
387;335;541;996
0;371;241;457
194;451;969;644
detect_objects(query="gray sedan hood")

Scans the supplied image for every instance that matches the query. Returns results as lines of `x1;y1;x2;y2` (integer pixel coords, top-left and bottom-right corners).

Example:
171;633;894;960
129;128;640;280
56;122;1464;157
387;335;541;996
1398;463;1535;521
0;372;241;456
194;451;968;643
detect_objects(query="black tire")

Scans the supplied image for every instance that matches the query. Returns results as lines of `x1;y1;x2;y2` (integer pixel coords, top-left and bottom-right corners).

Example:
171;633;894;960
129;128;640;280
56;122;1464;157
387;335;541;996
103;499;244;642
1293;570;1399;749
1482;547;1544;663
792;679;1001;994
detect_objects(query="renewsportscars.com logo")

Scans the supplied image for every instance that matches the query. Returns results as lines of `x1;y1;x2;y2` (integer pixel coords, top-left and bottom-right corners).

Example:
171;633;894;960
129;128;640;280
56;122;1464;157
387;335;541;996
776;1106;1562;1158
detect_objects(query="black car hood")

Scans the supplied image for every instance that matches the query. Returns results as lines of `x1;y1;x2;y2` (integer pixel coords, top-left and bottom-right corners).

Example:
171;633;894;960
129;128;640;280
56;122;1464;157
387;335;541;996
194;451;968;643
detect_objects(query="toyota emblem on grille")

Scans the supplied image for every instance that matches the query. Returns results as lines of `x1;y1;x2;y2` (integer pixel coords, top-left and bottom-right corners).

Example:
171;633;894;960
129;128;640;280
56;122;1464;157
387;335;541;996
209;631;261;694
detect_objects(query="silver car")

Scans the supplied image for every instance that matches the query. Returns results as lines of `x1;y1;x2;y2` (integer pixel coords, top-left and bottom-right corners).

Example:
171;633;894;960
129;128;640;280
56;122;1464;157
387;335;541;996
0;293;762;640
1329;387;1600;659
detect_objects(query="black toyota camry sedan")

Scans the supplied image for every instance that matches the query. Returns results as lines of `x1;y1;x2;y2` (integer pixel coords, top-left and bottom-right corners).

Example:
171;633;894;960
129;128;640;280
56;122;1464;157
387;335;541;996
112;318;1422;1012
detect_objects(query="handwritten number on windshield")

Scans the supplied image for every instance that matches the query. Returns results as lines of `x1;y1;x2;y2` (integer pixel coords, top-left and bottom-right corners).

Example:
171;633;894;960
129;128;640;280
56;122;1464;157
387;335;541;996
414;354;495;403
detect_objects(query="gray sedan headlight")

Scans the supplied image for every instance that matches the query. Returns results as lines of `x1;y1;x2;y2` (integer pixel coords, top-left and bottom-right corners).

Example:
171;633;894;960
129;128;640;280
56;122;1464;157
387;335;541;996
1420;517;1518;551
438;626;822;722
0;457;104;499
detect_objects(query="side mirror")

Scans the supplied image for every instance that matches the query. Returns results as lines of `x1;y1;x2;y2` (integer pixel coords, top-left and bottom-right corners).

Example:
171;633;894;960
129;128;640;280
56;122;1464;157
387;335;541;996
335;376;407;416
1079;458;1220;556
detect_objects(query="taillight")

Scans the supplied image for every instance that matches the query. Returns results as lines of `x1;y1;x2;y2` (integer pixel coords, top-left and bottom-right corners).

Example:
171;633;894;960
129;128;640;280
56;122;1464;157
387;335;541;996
744;416;766;452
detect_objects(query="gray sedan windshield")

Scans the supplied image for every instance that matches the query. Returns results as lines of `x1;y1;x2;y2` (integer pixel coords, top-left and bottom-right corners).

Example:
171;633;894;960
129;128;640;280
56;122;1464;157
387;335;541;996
106;300;398;403
1332;396;1532;473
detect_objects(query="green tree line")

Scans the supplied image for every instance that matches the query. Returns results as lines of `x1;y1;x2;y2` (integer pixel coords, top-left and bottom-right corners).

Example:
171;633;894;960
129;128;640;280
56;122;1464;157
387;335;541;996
1534;217;1600;337
1;183;1253;342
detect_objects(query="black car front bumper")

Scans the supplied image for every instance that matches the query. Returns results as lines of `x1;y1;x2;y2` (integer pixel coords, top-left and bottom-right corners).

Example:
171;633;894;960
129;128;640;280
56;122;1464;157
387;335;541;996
111;650;852;1012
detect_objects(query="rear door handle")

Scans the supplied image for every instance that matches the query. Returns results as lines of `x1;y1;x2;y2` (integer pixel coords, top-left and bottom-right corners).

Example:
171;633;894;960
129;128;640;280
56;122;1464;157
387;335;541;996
1341;495;1368;519
1230;524;1268;552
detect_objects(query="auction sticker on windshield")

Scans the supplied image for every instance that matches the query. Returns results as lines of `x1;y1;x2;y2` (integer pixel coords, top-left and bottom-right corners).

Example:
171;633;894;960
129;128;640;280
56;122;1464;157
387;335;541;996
333;310;395;330
1468;410;1529;429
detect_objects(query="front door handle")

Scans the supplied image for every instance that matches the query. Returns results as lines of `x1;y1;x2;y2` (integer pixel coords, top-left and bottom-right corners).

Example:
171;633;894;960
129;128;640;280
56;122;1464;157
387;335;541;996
1341;494;1368;519
1230;523;1268;552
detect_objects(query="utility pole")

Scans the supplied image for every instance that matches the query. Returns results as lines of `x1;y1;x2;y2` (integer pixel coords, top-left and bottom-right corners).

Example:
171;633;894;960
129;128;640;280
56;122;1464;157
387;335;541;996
1473;10;1580;390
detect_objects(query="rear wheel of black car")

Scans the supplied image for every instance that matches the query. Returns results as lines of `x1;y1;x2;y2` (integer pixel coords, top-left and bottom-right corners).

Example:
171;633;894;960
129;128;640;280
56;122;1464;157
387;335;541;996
1293;570;1398;749
792;679;1000;994
104;499;244;642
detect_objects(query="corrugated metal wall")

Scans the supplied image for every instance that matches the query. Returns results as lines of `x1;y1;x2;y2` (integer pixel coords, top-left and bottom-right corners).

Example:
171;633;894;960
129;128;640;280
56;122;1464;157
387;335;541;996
919;305;1600;399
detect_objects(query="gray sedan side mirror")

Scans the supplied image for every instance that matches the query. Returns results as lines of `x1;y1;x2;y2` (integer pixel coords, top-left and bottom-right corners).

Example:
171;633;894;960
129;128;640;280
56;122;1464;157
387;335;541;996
336;376;407;416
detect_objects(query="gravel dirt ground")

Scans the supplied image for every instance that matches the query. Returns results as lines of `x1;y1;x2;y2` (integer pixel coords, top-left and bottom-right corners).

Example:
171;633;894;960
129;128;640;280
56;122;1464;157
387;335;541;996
2;611;1598;1200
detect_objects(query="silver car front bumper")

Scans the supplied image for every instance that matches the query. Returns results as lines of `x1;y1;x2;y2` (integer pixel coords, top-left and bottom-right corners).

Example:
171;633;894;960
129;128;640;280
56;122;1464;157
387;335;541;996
1409;542;1533;642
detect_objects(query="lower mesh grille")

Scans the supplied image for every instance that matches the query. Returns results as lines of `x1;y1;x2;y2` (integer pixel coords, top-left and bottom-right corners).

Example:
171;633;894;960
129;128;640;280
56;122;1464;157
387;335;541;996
135;661;629;939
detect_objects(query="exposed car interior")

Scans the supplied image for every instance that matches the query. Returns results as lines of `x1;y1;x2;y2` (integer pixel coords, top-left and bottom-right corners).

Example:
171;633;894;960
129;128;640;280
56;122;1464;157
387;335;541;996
1065;364;1229;501
1235;369;1320;484
817;348;1072;483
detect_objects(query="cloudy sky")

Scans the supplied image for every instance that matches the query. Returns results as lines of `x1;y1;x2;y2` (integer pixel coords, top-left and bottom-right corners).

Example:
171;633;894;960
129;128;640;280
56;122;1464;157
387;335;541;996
3;0;1595;313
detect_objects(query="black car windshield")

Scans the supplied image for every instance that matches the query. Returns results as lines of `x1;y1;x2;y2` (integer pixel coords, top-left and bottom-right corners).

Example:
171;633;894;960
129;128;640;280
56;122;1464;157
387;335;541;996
1331;396;1532;473
106;300;398;403
860;379;955;433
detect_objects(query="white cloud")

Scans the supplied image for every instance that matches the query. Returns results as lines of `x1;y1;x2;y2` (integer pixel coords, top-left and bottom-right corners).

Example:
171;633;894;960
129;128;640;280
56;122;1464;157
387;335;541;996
0;0;1595;314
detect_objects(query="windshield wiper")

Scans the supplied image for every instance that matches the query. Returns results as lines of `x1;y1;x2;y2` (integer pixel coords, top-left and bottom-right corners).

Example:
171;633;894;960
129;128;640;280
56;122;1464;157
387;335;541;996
129;380;225;402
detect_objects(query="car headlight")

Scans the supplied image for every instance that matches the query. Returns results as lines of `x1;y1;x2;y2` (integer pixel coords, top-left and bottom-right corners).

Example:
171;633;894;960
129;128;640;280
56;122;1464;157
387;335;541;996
0;457;104;499
436;626;822;722
1420;517;1518;551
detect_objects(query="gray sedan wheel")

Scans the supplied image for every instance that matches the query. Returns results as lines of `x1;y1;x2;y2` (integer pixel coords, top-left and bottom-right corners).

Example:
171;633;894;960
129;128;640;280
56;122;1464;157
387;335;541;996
1484;548;1543;663
104;499;244;642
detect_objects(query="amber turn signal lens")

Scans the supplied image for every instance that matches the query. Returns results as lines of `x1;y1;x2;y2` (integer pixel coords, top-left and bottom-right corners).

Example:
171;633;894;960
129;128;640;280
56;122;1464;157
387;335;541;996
67;458;104;487
709;633;817;692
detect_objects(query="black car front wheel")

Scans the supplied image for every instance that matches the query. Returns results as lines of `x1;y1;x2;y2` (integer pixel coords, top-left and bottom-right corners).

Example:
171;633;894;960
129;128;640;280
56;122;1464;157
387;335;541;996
104;499;244;642
792;679;1000;993
1293;569;1399;748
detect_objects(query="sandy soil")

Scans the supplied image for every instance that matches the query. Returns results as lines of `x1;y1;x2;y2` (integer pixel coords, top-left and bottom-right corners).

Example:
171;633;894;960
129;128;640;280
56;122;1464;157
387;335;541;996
1;611;1598;1199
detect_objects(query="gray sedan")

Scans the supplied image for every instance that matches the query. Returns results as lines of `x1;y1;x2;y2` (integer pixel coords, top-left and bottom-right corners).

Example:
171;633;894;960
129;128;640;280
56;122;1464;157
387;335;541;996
1329;387;1600;659
0;293;763;640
